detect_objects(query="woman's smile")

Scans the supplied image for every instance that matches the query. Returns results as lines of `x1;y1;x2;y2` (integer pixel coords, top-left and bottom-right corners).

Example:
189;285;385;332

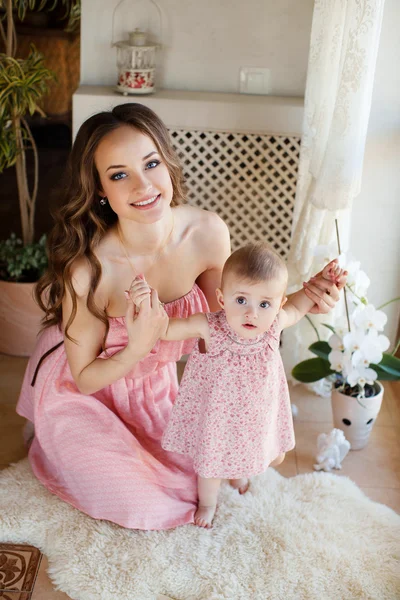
130;193;161;210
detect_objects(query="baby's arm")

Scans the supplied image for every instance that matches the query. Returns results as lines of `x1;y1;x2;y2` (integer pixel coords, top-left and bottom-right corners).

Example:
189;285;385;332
279;260;347;330
163;313;209;342
129;276;209;343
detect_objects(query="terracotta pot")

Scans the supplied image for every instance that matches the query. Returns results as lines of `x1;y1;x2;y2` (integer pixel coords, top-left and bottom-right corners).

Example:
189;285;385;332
0;280;43;357
331;382;383;450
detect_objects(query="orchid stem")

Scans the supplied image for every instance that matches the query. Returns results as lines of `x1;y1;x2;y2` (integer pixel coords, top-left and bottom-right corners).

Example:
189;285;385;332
356;397;367;409
345;283;364;303
377;296;400;310
305;315;320;341
335;218;351;333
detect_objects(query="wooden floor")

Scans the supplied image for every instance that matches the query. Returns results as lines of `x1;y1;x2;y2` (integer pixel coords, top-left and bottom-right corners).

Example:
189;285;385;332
0;352;399;598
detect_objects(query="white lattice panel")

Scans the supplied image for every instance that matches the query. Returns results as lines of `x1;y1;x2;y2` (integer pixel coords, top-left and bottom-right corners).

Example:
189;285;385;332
170;130;301;258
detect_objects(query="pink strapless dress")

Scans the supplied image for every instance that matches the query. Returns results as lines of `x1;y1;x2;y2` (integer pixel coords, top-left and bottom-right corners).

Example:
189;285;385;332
16;285;208;530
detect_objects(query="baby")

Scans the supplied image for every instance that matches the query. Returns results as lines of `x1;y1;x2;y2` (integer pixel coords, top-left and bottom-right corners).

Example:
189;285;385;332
130;242;346;528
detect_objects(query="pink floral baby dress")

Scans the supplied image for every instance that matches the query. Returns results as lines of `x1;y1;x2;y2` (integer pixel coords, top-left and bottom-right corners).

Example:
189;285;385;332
162;310;295;478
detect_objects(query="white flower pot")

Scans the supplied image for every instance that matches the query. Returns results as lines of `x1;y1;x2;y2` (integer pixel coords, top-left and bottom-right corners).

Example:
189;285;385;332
330;382;383;450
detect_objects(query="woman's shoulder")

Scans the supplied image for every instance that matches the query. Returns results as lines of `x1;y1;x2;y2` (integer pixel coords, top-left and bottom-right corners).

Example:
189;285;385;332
68;256;92;298
68;239;112;301
175;204;228;232
175;205;230;254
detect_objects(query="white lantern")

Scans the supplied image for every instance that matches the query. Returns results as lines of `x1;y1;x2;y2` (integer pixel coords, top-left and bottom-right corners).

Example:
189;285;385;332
112;0;162;96
115;29;157;95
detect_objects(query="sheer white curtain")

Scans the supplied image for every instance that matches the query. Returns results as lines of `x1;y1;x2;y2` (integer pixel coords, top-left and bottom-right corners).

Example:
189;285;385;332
282;0;385;390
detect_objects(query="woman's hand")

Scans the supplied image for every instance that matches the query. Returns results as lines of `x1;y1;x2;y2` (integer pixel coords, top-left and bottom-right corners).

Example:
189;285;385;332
124;282;168;359
303;259;348;315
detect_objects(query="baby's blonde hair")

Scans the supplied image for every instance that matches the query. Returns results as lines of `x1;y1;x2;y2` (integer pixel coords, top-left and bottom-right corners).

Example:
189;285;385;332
222;242;288;289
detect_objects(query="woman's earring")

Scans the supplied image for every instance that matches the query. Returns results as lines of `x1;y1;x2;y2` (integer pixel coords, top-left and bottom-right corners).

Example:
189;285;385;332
99;196;107;206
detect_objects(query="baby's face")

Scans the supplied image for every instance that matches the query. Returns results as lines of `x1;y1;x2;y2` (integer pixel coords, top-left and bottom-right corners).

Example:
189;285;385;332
216;273;287;339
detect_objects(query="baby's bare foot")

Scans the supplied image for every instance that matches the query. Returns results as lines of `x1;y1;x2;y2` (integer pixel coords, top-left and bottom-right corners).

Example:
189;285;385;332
229;478;250;495
194;505;216;528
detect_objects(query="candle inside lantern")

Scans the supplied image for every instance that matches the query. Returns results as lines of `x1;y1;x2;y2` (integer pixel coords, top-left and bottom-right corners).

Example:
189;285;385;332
129;29;148;46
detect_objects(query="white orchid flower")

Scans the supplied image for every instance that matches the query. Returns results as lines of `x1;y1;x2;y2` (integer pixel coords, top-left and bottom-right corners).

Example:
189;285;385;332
352;270;370;300
369;329;390;352
310;251;394;394
329;350;352;374
328;334;344;351
337;254;360;279
347;366;377;388
353;304;387;332
337;253;347;269
338;253;370;303
334;316;350;338
343;330;367;354
329;350;344;371
351;347;378;369
350;330;389;366
351;304;365;324
352;350;370;368
342;354;355;379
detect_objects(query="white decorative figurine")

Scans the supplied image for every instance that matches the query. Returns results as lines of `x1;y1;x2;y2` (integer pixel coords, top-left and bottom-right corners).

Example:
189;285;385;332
313;428;351;472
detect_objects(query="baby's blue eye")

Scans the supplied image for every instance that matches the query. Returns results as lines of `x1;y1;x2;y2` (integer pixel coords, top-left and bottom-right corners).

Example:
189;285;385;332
260;301;270;309
110;172;127;181
145;159;160;169
236;297;246;305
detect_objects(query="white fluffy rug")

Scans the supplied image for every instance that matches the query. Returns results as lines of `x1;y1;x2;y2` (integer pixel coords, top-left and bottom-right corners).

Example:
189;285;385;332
1;460;399;600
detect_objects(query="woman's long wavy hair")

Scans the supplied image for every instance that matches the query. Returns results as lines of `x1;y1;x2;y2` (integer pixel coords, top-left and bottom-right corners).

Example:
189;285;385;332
36;103;187;345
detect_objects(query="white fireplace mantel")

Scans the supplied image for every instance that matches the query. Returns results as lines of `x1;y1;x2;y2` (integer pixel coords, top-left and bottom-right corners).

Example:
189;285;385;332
72;86;304;139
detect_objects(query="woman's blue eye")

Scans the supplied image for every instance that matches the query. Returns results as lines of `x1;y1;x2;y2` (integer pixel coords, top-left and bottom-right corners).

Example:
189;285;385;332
145;159;160;169
260;301;270;309
110;172;127;181
109;160;159;180
236;297;246;305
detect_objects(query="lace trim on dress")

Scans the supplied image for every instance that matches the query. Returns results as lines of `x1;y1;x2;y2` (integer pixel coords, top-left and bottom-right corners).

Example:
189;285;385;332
205;311;281;357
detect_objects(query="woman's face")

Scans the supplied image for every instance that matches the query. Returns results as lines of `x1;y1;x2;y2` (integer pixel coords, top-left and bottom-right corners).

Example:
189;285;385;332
94;125;173;224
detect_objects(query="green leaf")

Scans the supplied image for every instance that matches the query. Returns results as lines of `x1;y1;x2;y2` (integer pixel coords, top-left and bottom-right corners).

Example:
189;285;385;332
292;358;335;383
308;341;331;361
322;323;337;335
0;47;55;123
0;233;47;282
373;353;400;379
371;364;399;381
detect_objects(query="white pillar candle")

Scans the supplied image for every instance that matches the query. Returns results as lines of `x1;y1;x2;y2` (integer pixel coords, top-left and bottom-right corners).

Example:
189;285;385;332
129;29;147;46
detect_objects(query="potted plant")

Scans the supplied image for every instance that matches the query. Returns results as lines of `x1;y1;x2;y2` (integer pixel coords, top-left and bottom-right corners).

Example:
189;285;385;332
292;255;400;450
0;0;78;355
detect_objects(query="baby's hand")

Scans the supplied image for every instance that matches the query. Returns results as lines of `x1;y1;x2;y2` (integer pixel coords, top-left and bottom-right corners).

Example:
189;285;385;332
321;259;347;291
129;275;151;307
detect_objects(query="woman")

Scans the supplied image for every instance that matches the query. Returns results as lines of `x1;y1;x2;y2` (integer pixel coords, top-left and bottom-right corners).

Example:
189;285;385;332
17;103;341;530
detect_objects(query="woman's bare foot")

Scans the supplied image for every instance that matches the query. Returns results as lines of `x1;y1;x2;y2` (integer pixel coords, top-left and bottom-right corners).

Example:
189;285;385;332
229;478;250;495
194;504;216;528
